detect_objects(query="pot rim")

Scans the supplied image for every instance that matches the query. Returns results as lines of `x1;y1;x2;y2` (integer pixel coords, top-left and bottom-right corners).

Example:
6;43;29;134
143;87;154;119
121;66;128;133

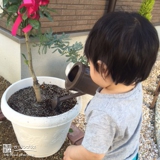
1;76;81;129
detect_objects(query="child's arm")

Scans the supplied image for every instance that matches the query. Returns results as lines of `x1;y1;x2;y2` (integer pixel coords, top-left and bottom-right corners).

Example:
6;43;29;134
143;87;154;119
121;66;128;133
63;145;105;160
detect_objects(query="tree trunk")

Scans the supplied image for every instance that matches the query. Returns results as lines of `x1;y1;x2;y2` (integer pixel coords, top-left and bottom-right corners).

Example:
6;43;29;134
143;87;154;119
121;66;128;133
24;33;42;102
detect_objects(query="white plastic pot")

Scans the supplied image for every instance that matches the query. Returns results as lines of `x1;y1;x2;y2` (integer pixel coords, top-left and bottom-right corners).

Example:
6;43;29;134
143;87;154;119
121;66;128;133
1;77;81;158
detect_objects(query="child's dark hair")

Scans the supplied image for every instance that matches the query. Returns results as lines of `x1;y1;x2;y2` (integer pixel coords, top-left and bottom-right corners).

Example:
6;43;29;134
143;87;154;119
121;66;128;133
84;12;159;85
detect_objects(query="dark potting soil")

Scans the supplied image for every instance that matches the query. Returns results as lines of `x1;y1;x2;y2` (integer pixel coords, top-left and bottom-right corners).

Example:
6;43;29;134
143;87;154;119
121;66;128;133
7;83;77;117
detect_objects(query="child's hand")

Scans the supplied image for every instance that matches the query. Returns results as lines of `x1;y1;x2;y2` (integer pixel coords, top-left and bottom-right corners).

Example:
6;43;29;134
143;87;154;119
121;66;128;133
63;145;105;160
63;145;74;160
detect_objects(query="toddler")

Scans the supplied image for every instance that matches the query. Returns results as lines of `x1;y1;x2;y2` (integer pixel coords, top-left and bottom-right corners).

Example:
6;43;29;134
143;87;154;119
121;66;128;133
63;11;159;160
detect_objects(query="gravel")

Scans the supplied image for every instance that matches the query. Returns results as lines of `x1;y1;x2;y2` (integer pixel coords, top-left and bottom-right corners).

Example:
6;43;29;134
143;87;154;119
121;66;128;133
74;60;160;160
140;60;160;160
0;59;160;160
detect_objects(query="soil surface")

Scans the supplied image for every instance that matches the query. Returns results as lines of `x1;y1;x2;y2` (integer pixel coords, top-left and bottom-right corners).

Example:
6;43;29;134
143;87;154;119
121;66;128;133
8;83;77;117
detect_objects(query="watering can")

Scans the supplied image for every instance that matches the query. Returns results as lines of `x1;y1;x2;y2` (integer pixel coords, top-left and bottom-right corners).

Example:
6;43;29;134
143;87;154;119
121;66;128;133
51;62;99;108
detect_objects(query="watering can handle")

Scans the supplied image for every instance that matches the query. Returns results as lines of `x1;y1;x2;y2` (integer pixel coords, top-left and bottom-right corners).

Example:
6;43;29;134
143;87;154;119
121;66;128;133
51;92;85;109
59;92;85;102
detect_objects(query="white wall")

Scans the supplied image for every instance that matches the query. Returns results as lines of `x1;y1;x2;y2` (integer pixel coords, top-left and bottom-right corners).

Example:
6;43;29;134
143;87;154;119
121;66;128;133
0;31;88;83
21;44;69;80
0;33;21;83
0;0;3;13
155;26;160;39
155;26;160;59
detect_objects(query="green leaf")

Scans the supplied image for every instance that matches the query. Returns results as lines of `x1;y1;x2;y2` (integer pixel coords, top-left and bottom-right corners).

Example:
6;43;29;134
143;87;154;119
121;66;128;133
9;0;18;3
43;11;53;21
42;46;47;54
46;8;57;13
19;6;26;14
58;49;63;54
3;0;9;6
139;0;155;21
28;19;40;30
24;60;29;66
39;10;45;18
22;12;28;20
22;54;29;66
7;5;18;13
69;128;73;133
52;49;57;53
6;14;12;26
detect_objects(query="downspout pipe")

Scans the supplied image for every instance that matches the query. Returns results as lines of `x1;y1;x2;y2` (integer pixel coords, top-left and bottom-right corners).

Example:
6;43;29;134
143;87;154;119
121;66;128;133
107;0;117;13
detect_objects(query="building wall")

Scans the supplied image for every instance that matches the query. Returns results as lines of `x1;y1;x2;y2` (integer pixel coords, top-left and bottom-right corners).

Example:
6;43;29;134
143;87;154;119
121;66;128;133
40;0;160;33
0;32;21;83
0;0;160;36
115;0;160;25
41;0;107;33
151;0;160;25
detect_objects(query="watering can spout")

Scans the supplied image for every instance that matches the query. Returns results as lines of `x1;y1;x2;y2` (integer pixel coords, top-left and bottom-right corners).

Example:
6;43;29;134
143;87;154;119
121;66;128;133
65;62;99;96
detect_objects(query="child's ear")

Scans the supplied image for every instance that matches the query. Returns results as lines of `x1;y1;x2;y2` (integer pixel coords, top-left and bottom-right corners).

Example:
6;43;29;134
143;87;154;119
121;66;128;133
97;60;107;71
97;60;102;65
97;60;108;78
